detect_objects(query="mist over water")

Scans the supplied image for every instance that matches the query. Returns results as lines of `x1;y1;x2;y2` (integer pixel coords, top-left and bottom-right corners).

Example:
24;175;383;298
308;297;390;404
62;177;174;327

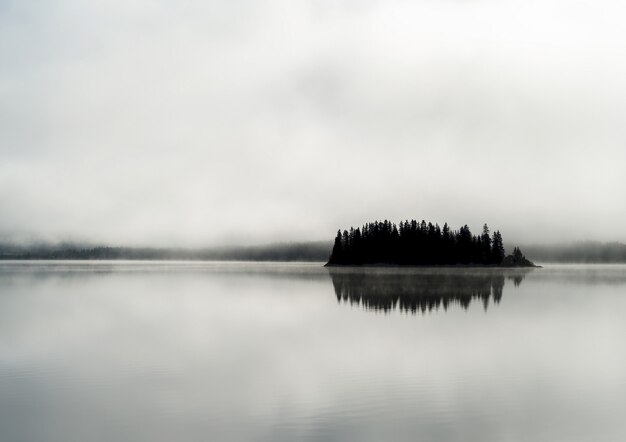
1;262;626;442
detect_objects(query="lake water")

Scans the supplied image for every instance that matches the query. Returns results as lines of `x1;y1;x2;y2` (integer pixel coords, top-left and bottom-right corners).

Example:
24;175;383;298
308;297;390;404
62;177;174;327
1;261;626;442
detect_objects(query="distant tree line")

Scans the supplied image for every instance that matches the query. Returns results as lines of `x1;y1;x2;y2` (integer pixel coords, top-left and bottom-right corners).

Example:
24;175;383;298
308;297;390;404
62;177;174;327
327;220;506;266
522;241;626;263
0;242;332;262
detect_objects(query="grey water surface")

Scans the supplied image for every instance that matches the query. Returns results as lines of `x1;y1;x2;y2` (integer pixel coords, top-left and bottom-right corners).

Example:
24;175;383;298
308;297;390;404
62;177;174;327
1;261;625;442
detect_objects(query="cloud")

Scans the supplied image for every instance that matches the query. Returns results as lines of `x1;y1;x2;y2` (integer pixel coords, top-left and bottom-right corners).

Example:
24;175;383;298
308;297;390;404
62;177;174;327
1;0;626;245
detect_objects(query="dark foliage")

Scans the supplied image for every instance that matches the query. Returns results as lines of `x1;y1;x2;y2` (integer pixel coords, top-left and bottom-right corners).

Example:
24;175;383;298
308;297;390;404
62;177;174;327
327;220;508;266
500;247;535;267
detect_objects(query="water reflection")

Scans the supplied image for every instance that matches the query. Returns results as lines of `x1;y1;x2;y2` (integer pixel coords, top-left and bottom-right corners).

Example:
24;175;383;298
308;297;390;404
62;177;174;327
3;262;626;442
329;268;533;314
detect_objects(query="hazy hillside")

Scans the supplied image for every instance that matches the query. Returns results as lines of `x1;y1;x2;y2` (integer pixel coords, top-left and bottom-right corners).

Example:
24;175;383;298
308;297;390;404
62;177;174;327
0;241;333;262
521;241;626;263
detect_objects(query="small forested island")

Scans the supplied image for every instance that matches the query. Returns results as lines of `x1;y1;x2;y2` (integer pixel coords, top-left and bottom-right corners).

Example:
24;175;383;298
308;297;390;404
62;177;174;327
326;220;537;267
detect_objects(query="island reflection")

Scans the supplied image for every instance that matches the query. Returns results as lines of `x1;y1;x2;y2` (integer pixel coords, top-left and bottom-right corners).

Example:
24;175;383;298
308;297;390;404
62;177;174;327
329;268;532;314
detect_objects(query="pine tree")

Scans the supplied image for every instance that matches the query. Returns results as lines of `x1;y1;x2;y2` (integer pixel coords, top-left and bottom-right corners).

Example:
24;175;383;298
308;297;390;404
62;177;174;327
329;230;343;264
491;231;505;264
481;224;492;264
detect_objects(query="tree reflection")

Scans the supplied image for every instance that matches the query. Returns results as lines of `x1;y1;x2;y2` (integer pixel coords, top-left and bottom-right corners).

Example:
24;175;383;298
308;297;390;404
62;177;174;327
329;268;533;314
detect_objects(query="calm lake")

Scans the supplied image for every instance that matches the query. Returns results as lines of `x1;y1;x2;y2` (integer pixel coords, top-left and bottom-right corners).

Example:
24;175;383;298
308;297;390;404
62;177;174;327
1;261;625;441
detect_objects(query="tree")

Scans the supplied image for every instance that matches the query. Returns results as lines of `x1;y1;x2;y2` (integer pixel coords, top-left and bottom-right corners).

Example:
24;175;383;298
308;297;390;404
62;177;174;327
329;230;343;264
491;230;505;264
481;224;492;264
342;230;351;261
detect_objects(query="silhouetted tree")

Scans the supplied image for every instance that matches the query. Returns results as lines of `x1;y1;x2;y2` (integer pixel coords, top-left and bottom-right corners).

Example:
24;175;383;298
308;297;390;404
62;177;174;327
327;220;517;266
328;230;344;264
491;230;505;263
481;224;492;263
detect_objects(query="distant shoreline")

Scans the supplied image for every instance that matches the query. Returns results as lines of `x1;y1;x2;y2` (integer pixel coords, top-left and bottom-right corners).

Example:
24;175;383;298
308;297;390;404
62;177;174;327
1;239;626;263
325;263;541;268
0;258;545;268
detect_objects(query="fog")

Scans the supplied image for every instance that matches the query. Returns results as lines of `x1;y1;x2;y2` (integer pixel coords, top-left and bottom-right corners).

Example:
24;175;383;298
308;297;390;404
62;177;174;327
1;0;625;246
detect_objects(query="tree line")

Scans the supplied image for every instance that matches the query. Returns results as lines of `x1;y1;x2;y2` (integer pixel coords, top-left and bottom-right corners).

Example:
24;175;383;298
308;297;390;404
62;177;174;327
327;220;506;265
521;241;626;263
0;242;332;261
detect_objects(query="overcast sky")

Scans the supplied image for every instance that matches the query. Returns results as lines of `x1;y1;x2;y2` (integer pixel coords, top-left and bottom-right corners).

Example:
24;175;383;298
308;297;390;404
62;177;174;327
1;0;626;246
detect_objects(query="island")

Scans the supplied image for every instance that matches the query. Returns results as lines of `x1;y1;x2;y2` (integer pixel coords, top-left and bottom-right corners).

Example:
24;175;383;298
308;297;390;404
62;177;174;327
326;220;537;267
